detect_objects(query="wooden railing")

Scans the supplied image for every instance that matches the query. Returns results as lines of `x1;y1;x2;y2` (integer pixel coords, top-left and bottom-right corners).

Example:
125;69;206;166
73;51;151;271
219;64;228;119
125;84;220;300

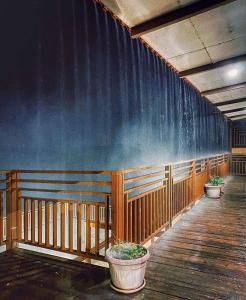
113;154;229;244
230;154;246;175
2;170;112;260
0;153;229;260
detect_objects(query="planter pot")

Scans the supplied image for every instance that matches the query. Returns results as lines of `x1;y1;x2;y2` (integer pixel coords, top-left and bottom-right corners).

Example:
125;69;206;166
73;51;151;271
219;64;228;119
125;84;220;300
106;248;150;294
205;184;222;198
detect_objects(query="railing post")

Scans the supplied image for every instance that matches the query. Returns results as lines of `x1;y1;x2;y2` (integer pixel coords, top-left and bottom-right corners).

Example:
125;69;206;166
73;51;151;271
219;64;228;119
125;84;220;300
165;165;173;227
192;160;196;202
111;171;125;243
6;171;18;250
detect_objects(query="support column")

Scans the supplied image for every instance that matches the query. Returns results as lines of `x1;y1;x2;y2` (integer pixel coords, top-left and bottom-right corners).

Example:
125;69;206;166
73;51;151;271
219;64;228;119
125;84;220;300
6;172;18;250
191;160;196;202
165;165;173;226
111;171;125;243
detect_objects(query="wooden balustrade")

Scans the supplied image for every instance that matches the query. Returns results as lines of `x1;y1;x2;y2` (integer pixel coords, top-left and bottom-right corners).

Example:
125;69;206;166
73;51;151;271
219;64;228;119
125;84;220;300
112;153;229;246
230;154;246;175
3;170;112;260
0;153;230;260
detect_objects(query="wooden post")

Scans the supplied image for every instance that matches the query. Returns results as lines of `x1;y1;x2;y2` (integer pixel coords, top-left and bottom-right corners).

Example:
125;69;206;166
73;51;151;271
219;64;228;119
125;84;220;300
165;165;173;227
6;172;18;250
192;160;196;202
111;171;125;243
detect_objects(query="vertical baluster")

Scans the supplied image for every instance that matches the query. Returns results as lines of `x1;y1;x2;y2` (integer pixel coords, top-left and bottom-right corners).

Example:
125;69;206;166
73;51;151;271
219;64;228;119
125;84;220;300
69;203;73;253
160;188;163;226
77;203;81;253
165;185;168;224
161;189;164;225
24;198;28;242
172;179;175;218
53;202;57;248
142;195;146;241
155;191;158;230
153;191;156;232
105;196;110;250
134;201;137;243
61;202;65;251
137;199;141;243
95;205;99;255
157;190;160;229
173;184;176;216
45;201;50;247
38;200;42;244
150;193;153;236
124;194;128;242
178;183;180;212
129;201;132;242
31;200;35;243
185;179;187;206
86;204;91;254
181;181;183;209
145;195;149;238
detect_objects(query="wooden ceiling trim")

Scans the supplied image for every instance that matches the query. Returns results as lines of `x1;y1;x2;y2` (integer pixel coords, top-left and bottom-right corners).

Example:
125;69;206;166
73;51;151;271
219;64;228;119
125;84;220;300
222;107;246;114
131;0;237;38
215;97;246;106
230;114;246;120
179;54;246;77
202;82;246;96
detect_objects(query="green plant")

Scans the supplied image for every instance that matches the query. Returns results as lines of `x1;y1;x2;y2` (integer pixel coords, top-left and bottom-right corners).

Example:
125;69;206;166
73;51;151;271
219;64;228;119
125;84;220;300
208;176;224;186
110;242;147;260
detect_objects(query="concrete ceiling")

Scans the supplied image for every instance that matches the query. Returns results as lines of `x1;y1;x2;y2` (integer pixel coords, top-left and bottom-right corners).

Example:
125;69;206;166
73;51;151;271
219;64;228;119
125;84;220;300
101;0;246;121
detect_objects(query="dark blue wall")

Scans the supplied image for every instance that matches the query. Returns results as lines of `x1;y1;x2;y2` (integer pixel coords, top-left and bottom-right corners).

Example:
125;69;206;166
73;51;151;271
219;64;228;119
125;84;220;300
0;0;229;170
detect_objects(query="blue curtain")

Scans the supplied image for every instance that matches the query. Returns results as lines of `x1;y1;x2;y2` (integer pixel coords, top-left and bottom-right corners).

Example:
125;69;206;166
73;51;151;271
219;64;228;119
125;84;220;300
0;0;229;170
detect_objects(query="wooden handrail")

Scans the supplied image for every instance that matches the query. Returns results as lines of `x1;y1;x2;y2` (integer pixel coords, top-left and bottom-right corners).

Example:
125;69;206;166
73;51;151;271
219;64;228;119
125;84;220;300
14;179;112;186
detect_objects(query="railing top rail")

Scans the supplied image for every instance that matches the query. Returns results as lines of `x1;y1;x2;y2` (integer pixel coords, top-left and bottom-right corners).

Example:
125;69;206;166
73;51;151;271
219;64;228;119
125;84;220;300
9;170;112;175
14;179;111;186
119;152;229;174
121;165;166;174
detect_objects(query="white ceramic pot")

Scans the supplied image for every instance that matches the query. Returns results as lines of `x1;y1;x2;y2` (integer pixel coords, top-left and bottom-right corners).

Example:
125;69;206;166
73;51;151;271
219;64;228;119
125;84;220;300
205;184;222;198
106;248;150;293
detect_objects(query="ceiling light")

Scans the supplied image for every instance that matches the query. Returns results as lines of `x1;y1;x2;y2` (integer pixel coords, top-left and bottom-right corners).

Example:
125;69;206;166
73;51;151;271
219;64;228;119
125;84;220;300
227;68;239;77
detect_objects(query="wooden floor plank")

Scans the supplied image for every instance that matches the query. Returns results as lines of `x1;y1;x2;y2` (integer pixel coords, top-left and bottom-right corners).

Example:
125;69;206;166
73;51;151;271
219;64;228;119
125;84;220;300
147;176;246;299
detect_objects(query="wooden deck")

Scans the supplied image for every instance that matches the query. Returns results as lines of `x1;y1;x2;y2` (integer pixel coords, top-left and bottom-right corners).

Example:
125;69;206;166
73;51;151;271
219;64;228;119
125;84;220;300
0;176;245;299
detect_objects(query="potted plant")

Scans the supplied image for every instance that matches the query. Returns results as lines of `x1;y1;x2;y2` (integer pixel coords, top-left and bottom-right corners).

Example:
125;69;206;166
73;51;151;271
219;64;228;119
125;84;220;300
105;242;150;294
205;176;224;198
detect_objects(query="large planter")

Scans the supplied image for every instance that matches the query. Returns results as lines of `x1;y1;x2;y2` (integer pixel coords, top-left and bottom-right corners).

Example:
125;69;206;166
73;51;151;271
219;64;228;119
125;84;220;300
106;248;150;294
205;184;222;198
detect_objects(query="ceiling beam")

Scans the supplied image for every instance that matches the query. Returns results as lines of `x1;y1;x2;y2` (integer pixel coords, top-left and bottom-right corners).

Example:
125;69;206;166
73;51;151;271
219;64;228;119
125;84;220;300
222;107;246;114
215;97;246;107
131;0;237;38
201;82;246;96
179;54;246;77
230;114;246;120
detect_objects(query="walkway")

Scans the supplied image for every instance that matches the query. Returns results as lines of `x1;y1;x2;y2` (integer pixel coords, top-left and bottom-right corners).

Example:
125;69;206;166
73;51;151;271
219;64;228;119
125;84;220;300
0;176;245;299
